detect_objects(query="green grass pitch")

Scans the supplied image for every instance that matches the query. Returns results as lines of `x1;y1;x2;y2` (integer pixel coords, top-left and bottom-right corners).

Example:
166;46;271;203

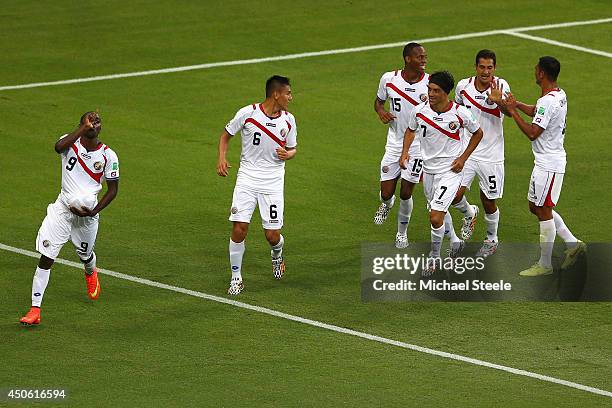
1;1;611;406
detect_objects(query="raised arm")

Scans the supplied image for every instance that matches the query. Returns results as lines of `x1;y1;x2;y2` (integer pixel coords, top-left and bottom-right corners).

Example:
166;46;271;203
504;93;544;141
55;113;98;153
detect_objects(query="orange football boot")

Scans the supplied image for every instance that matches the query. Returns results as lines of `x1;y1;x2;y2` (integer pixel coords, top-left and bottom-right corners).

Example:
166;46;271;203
20;307;41;325
85;269;101;300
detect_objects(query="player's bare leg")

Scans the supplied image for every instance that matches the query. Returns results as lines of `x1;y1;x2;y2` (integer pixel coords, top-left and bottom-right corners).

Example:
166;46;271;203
228;222;249;295
374;178;397;225
476;191;500;258
265;229;285;280
20;255;54;325
396;179;415;248
451;187;478;240
520;203;554;276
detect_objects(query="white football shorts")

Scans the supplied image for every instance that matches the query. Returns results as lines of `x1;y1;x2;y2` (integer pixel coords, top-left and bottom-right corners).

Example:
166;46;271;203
528;166;564;207
423;171;463;212
36;199;99;260
461;160;505;199
229;186;284;230
380;150;423;183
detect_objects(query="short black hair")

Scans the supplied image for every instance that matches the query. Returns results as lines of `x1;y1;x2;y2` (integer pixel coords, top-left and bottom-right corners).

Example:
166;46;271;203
475;49;496;66
403;42;423;58
266;75;290;97
538;56;561;81
429;71;455;94
80;111;95;124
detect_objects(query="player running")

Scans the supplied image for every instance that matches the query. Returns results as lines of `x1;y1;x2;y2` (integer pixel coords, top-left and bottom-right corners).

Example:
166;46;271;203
451;49;511;257
217;75;297;295
373;43;429;248
502;57;585;276
20;112;120;326
400;71;483;276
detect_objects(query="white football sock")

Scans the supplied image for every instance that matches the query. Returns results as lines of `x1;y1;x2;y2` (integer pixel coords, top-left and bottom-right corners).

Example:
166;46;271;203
271;235;284;259
431;224;445;257
552;211;577;249
380;192;395;208
444;212;460;243
484;209;500;242
538;219;556;268
229;239;245;281
31;267;51;307
452;196;475;218
397;197;413;235
82;252;97;275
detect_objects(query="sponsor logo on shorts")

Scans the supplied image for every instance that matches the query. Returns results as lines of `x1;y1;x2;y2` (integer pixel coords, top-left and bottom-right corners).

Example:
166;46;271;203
449;121;459;130
280;128;287;137
231;207;238;214
43;240;50;247
434;200;443;205
419;94;428;102
382;166;389;173
94;161;103;171
269;219;279;224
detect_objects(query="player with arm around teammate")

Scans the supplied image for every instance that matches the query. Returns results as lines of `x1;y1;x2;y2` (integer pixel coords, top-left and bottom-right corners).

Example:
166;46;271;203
20;112;119;325
217;75;297;295
502;57;585;276
373;43;429;248
400;71;483;276
451;49;511;257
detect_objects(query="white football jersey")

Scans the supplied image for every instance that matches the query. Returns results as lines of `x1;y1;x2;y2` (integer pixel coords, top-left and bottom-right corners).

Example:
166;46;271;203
455;76;510;163
407;102;480;174
225;104;297;193
532;88;567;173
58;135;120;207
377;70;429;156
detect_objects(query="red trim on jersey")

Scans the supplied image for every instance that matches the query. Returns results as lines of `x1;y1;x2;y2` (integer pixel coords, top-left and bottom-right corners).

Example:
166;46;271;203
70;144;104;183
252;104;256;110
543;174;557;207
103;145;109;151
394;70;398;76
78;138;104;151
286;120;292;132
385;83;419;106
245;118;286;147
408;71;425;84
416;113;460;140
455;113;464;128
545;88;561;97
259;104;281;119
468;77;473;84
460;90;501;117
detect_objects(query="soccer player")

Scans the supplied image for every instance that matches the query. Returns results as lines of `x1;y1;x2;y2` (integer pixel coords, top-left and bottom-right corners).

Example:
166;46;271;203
451;49;511;257
20;112;120;325
502;57;585;276
400;71;483;275
217;75;297;295
373;43;429;248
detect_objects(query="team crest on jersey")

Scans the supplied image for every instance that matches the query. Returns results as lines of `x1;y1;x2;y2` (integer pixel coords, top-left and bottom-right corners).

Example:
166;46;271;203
43;240;50;248
94;161;103;171
281;128;287;137
231;206;238;214
449;121;459;130
419;94;428;102
382;166;389;173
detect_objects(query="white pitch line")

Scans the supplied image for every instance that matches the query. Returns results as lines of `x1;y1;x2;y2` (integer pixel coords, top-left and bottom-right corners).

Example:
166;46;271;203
504;31;612;58
2;242;611;398
0;18;610;91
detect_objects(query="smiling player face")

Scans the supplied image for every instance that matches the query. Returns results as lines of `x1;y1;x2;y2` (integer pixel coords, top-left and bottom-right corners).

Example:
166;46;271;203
406;46;427;73
475;58;496;88
427;82;447;106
